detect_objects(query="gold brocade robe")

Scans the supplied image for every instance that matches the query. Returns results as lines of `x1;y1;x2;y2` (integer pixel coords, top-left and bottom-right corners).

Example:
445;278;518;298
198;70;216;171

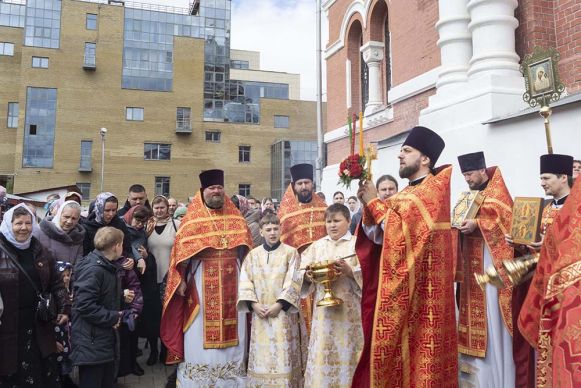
456;167;514;358
237;243;304;388
299;234;363;388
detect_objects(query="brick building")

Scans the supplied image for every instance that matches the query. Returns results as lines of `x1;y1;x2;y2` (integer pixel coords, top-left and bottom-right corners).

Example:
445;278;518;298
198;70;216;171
0;0;323;203
321;0;580;198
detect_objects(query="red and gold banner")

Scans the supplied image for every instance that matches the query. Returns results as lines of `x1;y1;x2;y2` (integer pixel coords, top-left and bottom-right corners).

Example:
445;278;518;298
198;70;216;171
457;167;514;357
521;179;581;387
353;166;458;388
160;193;252;364
278;184;327;252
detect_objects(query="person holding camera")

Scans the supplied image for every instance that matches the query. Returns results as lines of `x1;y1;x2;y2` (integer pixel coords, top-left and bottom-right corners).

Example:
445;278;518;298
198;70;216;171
0;203;71;387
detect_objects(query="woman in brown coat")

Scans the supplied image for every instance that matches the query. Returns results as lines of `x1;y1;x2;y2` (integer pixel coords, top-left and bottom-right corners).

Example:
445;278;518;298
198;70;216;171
0;204;71;387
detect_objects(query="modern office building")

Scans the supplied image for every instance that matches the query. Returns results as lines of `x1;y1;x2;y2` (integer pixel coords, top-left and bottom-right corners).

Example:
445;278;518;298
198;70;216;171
0;0;323;202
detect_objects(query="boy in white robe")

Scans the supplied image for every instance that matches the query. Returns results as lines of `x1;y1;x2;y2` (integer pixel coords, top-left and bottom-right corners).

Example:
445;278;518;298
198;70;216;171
299;203;363;388
237;213;304;387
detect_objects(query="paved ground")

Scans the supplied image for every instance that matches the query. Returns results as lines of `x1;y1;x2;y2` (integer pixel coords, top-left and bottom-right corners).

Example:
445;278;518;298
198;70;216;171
70;339;175;388
117;346;174;388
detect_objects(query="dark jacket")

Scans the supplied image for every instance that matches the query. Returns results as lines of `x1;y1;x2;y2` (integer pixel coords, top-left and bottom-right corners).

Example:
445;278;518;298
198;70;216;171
34;217;85;265
0;235;71;376
81;213;132;258
70;250;121;366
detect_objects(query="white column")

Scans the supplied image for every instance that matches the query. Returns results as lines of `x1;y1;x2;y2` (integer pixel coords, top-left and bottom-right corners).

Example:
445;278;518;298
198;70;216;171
467;0;521;78
360;41;385;116
435;0;472;90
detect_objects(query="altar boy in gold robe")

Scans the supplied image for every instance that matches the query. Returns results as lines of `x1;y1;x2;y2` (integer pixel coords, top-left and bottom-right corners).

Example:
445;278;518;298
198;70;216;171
299;203;363;388
237;213;304;387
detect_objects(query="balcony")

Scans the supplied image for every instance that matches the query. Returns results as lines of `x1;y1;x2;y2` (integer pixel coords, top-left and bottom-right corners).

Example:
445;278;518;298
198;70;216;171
176;116;192;134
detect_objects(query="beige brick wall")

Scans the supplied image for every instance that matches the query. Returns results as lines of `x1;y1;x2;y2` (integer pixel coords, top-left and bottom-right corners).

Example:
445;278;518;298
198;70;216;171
0;0;320;203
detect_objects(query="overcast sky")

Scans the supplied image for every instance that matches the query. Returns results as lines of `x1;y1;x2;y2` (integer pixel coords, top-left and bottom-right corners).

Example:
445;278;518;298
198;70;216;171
136;0;327;101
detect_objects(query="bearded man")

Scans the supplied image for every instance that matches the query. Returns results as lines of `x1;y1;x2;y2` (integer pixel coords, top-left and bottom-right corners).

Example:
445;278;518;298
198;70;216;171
160;170;252;387
352;126;458;388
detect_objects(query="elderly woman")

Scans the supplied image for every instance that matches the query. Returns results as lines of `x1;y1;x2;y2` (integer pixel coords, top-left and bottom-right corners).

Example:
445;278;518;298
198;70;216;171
0;204;71;387
35;200;85;265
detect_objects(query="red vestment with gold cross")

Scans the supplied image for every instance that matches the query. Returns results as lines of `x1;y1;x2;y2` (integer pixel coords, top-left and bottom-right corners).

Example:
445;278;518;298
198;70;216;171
519;179;581;387
160;193;252;364
352;166;458;388
512;199;562;387
456;167;514;358
278;184;327;335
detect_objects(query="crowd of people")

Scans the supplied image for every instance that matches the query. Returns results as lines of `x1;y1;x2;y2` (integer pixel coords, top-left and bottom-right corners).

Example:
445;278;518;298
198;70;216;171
0;125;579;388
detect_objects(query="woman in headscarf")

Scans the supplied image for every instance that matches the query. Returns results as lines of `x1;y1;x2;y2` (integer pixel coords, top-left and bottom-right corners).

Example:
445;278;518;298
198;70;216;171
232;195;262;247
0;203;71;387
35;200;85;265
145;195;180;363
81;193;142;272
123;205;161;367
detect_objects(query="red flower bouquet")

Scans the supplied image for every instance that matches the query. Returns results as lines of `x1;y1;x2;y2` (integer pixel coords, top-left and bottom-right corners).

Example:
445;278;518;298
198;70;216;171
338;153;369;188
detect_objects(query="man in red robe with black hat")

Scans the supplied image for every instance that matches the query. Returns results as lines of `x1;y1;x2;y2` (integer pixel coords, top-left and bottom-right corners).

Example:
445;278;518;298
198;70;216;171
353;126;458;388
278;163;327;335
510;153;574;387
160;169;252;387
454;152;515;387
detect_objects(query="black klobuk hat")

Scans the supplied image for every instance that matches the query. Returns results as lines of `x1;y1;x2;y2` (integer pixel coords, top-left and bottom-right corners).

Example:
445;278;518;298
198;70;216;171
458;151;486;173
402;126;445;165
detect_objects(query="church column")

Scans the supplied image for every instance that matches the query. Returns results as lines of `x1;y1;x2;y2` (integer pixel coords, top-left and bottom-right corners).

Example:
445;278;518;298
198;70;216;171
467;0;521;78
360;41;384;116
435;0;472;90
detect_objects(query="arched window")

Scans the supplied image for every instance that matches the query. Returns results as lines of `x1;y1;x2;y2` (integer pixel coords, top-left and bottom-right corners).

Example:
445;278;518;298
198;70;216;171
384;15;391;99
361;35;369;110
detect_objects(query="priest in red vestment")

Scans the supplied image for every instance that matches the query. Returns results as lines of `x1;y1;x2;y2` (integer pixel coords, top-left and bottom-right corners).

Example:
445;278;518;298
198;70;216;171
353;126;458;388
454;152;515;387
511;153;573;387
278;163;327;335
160;170;252;387
516;154;577;387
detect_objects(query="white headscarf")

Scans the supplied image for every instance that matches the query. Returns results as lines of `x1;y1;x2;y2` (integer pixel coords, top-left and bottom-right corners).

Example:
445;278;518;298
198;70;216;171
52;200;82;231
0;203;38;250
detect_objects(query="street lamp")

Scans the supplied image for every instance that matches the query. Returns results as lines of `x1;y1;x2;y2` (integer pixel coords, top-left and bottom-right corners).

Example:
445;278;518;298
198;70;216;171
100;127;107;192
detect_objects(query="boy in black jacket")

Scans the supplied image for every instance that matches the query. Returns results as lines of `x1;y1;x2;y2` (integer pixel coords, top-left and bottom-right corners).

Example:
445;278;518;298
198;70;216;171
71;227;124;388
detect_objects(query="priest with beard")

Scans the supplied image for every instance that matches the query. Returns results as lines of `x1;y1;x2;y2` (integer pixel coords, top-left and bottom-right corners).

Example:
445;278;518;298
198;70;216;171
278;163;327;338
454;152;515;387
352;126;458;388
160;169;252;387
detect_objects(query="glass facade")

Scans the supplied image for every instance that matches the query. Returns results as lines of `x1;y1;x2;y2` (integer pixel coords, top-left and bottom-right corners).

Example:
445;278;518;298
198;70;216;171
270;140;317;200
24;0;61;49
121;0;285;123
23;87;57;168
0;2;25;28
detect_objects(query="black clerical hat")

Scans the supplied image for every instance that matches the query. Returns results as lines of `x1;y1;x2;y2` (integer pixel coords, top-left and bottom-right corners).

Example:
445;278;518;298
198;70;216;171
290;163;314;182
540;154;573;175
199;169;224;189
402;126;445;165
458;151;486;173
